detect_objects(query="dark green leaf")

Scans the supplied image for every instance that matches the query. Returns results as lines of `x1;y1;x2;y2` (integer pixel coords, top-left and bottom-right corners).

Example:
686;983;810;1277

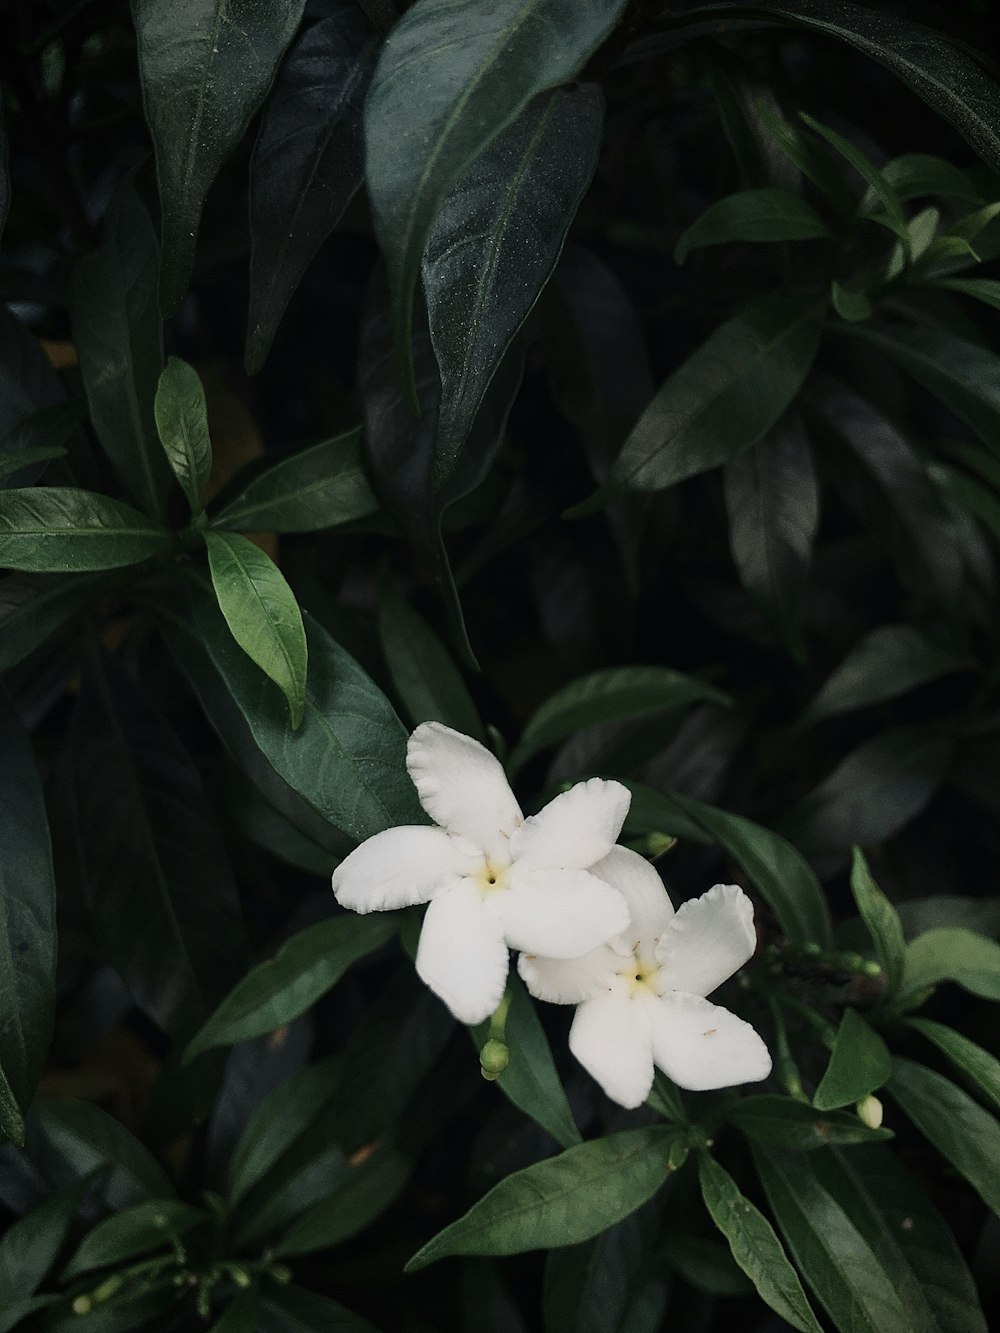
723;418;818;660
620;783;714;847
0;446;66;483
0;1295;57;1332
0;685;56;1131
0;1067;23;1147
813;1009;892;1110
906;1017;1000;1116
667;790;832;946
70;179;169;519
928;277;1000;313
0;488;171;572
699;1152;822;1333
208;1286;260;1333
246;9;378;373
205;531;308;728
727;1094;892;1149
209;429;378;534
675;187;830;263
259;1283;379;1333
0;106;8;248
424;83;603;486
71;651;247;1038
545;1204;669;1333
471;974;581;1149
0;309;69;484
154;356;212;514
35;1098;173;1209
509;667;731;776
801;625;969;725
61;1200;207;1280
272;1144;411;1257
888;1058;1000;1219
898;927;1000;1005
0;403;85;492
850;846;906;998
611;294;825;493
406;1127;677;1268
184;914;397;1061
233;1142;349;1250
377;578;486;740
800;111;906;238
0;1178;91;1300
878;153;981;203
365;0;626;403
132;0;307;313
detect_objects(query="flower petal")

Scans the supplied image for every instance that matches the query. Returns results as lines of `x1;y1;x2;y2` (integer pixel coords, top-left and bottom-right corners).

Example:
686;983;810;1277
332;825;475;912
588;845;674;945
415;879;509;1025
499;865;630;958
654;884;757;997
518;945;616;1005
406;722;522;860
646;992;771;1091
509;777;631;870
569;995;654;1109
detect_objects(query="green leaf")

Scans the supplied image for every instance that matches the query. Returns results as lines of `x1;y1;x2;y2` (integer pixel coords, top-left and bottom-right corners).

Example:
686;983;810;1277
928;276;1000;313
878;153;982;203
0;488;171;572
378;579;485;741
620;783;714;847
666;790;832;947
405;1127;677;1269
208;1286;260;1333
888;1058;1000;1219
61;1200;208;1280
70;178;169;519
210;428;378;534
471;974;581;1150
0;685;56;1133
813;1009;892;1111
906;1018;1000;1116
510;667;731;776
723;418;818;660
698;1152;822;1333
752;0;1000;177
753;1142;919;1333
545;1205;669;1331
799;112;906;239
0;1178;90;1301
154;356;212;514
801;625;969;726
205;531;309;728
272;1144;411;1257
726;1094;892;1149
365;0;626;405
184;914;397;1061
675;187;830;263
898;927;1000;1005
246;11;378;374
0;446;66;483
830;280;873;322
850;847;906;998
424;83;603;486
0;1295;59;1333
132;0;307;313
611;293;825;493
259;1283;379;1333
71;651;248;1039
35;1098;174;1209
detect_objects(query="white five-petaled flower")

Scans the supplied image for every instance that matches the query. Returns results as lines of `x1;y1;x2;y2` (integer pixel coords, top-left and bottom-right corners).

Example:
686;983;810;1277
519;846;772;1108
332;722;633;1025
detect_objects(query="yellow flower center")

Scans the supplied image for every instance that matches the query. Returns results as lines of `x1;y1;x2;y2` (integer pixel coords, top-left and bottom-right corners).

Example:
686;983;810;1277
473;860;510;897
618;954;661;996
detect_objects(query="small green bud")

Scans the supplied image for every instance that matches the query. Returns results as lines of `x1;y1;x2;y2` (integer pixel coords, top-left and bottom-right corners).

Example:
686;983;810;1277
269;1264;292;1284
801;942;822;958
862;960;883;978
92;1276;124;1304
232;1267;253;1289
480;1039;509;1080
72;1296;94;1316
644;832;677;858
667;1139;690;1172
856;1094;884;1130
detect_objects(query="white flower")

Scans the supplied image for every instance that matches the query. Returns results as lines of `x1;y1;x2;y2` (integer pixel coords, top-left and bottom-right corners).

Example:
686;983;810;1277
332;722;632;1025
519;846;772;1108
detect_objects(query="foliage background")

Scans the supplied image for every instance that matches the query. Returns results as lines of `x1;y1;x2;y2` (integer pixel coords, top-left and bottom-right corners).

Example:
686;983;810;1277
1;0;1000;1329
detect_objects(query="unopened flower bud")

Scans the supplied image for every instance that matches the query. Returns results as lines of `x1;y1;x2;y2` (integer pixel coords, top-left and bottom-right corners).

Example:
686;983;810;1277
480;1038;510;1080
72;1296;93;1316
856;1094;884;1129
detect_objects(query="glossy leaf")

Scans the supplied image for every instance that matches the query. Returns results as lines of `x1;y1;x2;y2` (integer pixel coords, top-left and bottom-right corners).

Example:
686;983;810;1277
850;846;906;998
70;178;169;519
205;531;308;728
888;1059;1000;1219
246;8;378;373
0;1177;90;1301
611;293;825;493
726;1094;892;1149
424;83;603;485
698;1152;822;1333
898;927;1000;1005
667;790;832;946
154;356;212;514
365;0;626;402
183;914;397;1061
675;187;830;262
272;1144;411;1256
0;488;171;572
906;1017;1000;1116
801;624;968;725
0;685;56;1133
132;0;307;313
406;1126;677;1269
209;428;378;534
71;651;247;1038
543;1203;669;1332
509;667;731;776
61;1200;208;1279
723;418;818;659
813;1009;892;1111
34;1098;173;1210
